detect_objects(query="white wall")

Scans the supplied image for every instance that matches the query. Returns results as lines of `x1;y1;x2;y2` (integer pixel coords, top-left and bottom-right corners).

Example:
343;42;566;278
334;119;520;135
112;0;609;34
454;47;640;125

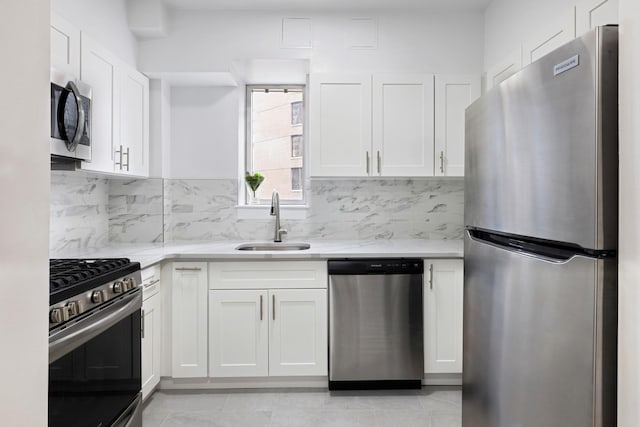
140;10;484;74
144;9;484;179
51;0;138;66
617;0;640;424
169;87;240;179
483;0;575;68
0;0;50;425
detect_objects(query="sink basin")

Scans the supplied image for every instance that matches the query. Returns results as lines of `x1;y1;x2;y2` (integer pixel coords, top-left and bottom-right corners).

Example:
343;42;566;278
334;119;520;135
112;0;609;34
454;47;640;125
235;242;311;251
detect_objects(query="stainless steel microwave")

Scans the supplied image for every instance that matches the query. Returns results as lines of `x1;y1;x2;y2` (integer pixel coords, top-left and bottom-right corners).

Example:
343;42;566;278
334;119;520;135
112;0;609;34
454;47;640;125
50;69;91;161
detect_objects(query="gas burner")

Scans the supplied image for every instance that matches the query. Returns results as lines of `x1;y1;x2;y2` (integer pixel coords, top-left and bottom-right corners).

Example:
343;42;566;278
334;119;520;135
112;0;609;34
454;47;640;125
49;258;141;307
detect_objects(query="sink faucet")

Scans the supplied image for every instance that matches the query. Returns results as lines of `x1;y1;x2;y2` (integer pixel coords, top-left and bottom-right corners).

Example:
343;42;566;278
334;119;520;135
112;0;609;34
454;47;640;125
270;190;288;242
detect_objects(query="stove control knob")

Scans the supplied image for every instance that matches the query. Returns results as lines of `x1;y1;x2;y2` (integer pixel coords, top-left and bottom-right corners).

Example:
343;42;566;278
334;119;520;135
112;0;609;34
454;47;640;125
66;301;81;316
91;290;105;304
50;308;69;324
126;277;137;289
113;281;124;294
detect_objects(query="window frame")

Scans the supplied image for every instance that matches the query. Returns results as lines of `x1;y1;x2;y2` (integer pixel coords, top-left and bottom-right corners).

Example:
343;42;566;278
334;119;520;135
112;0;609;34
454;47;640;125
291;167;302;192
244;84;306;206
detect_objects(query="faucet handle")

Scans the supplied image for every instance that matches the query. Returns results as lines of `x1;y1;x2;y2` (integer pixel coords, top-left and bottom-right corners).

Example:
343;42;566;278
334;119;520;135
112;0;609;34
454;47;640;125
279;228;288;236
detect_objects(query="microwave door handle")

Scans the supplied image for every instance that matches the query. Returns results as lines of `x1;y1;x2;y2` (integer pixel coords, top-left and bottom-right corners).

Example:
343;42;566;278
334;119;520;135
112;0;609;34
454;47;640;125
65;81;85;152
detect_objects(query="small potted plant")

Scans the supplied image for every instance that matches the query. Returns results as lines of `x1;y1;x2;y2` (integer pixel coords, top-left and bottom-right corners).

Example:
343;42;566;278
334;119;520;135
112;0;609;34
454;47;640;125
245;171;265;204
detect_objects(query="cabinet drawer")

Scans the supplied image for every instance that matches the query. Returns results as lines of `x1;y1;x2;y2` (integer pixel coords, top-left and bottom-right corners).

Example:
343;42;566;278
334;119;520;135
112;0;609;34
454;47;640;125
209;261;328;290
141;264;161;300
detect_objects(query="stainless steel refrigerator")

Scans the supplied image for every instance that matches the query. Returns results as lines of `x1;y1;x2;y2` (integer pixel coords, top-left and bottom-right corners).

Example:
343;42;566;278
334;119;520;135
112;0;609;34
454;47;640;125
463;26;618;427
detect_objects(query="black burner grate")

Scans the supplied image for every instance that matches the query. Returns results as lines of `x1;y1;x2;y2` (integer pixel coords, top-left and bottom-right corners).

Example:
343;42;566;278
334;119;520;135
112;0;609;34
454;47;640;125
49;258;141;306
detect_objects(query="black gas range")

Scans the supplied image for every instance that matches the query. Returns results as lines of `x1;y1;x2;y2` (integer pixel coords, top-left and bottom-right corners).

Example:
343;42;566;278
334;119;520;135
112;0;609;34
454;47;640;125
49;258;143;427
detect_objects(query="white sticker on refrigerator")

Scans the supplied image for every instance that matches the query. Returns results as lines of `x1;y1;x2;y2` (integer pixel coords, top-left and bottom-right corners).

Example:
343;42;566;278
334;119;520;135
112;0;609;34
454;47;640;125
554;55;580;76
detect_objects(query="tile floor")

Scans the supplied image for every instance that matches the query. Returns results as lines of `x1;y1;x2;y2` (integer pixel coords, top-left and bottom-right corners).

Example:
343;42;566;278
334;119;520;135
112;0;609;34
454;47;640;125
142;387;462;427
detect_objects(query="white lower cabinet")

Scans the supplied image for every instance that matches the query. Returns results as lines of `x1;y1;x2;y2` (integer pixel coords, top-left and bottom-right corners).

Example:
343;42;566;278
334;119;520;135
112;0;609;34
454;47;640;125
141;265;162;399
424;259;464;374
171;262;208;378
269;289;328;376
209;290;269;377
208;261;328;378
142;292;161;398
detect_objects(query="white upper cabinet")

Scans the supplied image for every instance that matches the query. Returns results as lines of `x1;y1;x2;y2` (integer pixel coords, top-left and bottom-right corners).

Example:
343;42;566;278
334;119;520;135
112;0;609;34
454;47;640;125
523;9;576;65
117;66;149;177
486;48;523;91
310;73;442;177
576;0;619;35
80;34;118;174
434;75;481;177
77;34;149;177
50;14;80;76
372;74;435;176
309;74;372;177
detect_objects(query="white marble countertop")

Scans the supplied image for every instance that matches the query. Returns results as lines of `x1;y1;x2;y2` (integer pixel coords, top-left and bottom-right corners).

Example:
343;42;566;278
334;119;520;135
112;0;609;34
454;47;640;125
51;239;463;269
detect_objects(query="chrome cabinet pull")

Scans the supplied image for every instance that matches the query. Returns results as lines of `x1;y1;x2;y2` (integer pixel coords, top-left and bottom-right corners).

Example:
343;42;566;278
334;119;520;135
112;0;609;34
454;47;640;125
440;151;445;174
123;147;130;171
272;295;276;320
260;295;263;321
143;279;160;288
115;145;123;170
429;264;434;290
377;151;381;174
141;309;145;338
366;151;370;175
175;267;202;271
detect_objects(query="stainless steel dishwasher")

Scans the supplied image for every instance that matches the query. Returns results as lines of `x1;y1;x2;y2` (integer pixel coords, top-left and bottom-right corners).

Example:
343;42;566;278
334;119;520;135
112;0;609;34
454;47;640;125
328;259;424;390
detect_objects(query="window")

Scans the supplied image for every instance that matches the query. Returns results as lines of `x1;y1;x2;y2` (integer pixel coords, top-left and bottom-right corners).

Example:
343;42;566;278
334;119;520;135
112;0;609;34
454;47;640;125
291;101;303;125
291;135;303;158
291;167;302;191
246;85;305;204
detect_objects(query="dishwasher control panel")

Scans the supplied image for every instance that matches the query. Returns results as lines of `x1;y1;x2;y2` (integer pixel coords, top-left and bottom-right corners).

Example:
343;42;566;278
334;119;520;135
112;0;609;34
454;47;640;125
328;259;423;275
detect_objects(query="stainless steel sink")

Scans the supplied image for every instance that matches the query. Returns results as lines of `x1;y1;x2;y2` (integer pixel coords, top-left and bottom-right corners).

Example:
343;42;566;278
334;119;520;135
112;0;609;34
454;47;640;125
235;242;311;251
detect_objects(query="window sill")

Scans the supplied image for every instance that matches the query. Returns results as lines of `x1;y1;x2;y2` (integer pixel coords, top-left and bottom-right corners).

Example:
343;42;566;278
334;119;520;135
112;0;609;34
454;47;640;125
236;204;309;220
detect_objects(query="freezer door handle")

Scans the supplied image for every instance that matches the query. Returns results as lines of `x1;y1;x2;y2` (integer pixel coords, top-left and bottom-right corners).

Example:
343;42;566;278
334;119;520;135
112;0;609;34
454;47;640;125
466;228;615;263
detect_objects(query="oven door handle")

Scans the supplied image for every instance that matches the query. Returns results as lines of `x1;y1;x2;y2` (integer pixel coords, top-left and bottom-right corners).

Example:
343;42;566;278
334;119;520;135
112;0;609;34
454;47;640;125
49;289;141;364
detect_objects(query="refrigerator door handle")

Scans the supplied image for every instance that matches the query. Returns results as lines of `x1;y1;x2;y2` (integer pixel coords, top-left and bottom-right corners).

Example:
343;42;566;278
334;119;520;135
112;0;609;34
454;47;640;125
466;228;615;263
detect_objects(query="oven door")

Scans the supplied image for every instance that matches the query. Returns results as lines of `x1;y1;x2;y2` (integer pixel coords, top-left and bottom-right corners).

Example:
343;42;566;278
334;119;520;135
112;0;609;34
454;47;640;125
49;289;142;427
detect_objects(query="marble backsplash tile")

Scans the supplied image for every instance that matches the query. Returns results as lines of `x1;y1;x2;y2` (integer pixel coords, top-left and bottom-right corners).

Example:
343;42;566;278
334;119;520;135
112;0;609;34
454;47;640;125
109;178;164;244
164;178;464;242
51;175;464;251
50;171;110;252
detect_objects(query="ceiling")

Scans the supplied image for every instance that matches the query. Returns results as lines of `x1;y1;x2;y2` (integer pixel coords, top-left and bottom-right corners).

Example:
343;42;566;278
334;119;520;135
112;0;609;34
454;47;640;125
164;0;493;12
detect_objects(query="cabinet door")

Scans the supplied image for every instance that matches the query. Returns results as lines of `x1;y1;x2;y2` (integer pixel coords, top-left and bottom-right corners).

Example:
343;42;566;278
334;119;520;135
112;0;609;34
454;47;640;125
523;9;576;65
269;289;328;376
142;292;161;400
486;48;522;91
576;0;618;36
50;14;80;76
424;259;463;373
434;75;480;177
309;74;372;177
118;66;149;177
209;290;268;377
171;262;208;378
372;74;435;177
80;34;117;173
